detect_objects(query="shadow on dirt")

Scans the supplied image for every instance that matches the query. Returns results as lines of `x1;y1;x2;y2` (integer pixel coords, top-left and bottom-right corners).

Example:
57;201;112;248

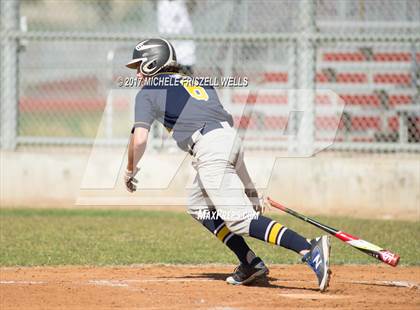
156;272;319;291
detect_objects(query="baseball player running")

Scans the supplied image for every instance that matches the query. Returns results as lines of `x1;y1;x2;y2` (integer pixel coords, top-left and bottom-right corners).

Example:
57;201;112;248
124;38;332;291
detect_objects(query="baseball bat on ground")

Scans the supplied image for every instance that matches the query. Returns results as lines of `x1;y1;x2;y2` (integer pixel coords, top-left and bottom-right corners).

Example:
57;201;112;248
267;197;400;267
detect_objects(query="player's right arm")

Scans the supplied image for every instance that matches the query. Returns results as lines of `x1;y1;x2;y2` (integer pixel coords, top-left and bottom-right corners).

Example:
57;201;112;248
124;89;156;192
128;127;149;172
124;128;148;193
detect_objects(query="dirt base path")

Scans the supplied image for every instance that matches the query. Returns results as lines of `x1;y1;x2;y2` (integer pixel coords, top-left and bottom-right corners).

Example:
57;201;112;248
1;265;419;309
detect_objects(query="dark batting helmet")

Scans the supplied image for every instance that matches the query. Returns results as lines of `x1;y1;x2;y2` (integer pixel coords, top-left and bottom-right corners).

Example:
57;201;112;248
126;38;177;76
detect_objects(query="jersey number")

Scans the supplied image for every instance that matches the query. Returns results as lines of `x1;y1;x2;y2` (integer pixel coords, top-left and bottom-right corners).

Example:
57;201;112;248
181;80;209;101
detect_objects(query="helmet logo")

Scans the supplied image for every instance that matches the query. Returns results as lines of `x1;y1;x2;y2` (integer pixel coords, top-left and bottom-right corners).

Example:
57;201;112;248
135;42;161;51
141;58;159;73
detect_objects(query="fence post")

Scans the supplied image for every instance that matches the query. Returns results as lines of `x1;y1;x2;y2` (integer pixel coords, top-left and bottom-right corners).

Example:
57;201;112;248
296;0;316;156
0;0;19;150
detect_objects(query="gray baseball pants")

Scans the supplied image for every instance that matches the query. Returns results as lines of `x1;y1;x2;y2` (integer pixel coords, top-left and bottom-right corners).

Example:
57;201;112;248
187;125;258;235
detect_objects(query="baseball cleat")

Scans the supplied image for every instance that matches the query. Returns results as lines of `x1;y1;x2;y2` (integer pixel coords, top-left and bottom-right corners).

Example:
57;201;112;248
226;258;269;285
302;235;332;292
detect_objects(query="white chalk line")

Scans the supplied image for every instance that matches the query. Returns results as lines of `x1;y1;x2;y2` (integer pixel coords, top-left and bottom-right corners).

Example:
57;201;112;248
88;280;129;287
1;279;418;289
279;293;347;300
87;279;215;287
348;280;419;289
0;278;218;287
0;280;46;285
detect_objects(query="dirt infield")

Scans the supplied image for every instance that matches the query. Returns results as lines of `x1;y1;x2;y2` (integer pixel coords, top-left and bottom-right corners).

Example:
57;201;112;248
1;265;419;309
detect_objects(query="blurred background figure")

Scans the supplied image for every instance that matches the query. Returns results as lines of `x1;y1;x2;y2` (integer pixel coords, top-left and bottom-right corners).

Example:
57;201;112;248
157;0;196;75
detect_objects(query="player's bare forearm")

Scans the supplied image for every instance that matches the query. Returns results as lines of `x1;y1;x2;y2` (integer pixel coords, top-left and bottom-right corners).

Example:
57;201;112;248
127;133;135;172
127;127;149;172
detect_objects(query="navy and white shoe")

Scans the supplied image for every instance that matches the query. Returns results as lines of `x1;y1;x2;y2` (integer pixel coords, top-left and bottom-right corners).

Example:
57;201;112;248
226;258;269;285
302;235;332;292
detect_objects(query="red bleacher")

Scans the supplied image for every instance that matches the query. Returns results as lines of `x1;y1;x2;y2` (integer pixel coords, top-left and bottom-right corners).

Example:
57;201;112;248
264;116;288;129
323;52;420;62
315;116;344;130
233;48;418;141
374;52;411;62
35;76;99;93
232;92;415;109
19;98;105;113
339;94;381;107
232;93;288;105
389;94;413;106
351;116;382;130
373;73;412;85
388;116;399;131
234;115;407;133
262;72;288;83
258;70;413;85
316;72;368;83
323;52;366;62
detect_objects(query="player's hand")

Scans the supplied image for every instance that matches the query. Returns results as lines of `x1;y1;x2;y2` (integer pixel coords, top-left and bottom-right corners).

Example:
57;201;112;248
124;167;139;193
245;188;266;214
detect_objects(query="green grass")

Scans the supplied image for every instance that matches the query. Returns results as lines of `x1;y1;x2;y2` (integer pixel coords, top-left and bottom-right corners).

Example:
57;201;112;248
0;208;418;266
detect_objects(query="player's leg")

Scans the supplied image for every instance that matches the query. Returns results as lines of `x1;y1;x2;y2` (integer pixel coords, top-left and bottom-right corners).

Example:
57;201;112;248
188;178;258;266
234;143;331;290
194;129;331;291
202;172;330;290
234;149;312;255
247;214;331;291
187;175;268;285
199;160;313;256
200;212;269;285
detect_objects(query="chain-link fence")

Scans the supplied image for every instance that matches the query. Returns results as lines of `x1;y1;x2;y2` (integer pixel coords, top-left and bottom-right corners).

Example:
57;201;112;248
1;0;419;152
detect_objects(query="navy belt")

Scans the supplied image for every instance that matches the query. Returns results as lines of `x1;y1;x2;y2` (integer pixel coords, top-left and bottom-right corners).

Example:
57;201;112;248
188;121;231;155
